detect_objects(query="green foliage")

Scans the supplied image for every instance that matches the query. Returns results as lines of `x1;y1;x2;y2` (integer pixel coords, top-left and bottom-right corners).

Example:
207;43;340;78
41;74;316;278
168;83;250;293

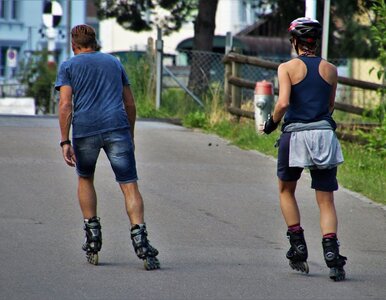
370;0;386;81
121;52;160;118
19;50;57;114
183;111;208;129
93;0;197;35
257;0;377;58
360;0;386;151
358;123;386;157
369;0;386;126
162;88;200;117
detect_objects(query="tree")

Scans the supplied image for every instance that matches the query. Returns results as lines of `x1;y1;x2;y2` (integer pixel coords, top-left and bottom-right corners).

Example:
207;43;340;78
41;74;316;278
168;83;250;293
94;0;219;96
94;0;197;35
188;0;219;95
369;0;386;123
20;50;57;114
256;0;378;59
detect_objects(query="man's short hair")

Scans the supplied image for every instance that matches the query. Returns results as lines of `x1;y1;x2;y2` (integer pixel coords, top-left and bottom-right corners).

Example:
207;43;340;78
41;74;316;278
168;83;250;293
71;24;98;49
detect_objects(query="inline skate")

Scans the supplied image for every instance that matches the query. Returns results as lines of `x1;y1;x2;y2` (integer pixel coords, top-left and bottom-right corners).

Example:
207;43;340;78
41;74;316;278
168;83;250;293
82;217;102;265
322;237;347;281
286;229;309;274
131;224;160;270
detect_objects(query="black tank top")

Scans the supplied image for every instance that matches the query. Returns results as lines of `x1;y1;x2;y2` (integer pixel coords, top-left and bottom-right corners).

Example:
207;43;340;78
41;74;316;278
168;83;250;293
282;56;336;130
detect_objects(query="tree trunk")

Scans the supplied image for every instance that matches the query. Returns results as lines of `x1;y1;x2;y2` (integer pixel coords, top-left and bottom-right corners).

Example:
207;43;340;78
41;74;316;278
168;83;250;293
188;0;219;96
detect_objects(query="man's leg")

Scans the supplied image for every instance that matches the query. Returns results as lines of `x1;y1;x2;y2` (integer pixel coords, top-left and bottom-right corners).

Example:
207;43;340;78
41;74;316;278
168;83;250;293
78;175;97;219
120;181;160;270
119;181;144;225
119;182;144;225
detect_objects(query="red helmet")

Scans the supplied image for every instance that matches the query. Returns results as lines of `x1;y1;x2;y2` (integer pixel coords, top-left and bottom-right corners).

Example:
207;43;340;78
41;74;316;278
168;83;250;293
288;17;322;44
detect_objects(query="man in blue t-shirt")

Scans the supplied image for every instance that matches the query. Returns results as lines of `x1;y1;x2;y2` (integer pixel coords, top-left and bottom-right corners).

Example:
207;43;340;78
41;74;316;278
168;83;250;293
56;24;159;270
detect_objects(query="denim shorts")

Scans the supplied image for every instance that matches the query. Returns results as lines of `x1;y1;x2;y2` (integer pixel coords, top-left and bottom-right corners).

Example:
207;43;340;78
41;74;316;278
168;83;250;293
73;129;138;183
277;132;338;192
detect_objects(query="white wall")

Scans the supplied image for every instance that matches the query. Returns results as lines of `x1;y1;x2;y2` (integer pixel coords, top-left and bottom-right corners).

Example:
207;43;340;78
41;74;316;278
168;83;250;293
215;0;241;35
0;98;35;115
99;19;194;55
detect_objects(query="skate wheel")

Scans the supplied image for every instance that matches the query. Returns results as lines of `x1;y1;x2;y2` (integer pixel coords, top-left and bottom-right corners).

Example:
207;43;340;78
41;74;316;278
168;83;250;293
329;267;345;281
289;261;309;274
87;252;99;265
144;256;160;271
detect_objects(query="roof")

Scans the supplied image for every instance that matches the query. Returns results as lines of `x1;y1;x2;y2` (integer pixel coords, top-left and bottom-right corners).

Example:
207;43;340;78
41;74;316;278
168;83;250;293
176;34;290;57
176;35;245;52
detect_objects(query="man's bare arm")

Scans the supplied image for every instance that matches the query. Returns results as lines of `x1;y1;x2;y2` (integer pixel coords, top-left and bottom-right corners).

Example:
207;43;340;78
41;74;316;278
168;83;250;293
122;85;137;139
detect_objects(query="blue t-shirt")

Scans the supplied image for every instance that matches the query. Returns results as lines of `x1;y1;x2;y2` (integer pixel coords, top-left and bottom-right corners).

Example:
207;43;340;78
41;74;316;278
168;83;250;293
282;56;336;131
55;52;130;138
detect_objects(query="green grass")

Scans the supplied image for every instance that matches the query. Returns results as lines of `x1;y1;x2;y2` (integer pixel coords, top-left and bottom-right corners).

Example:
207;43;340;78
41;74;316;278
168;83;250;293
338;141;385;203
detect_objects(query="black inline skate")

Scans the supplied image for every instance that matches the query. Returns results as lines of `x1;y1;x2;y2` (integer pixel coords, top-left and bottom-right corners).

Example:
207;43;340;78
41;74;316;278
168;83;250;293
322;237;347;281
130;224;160;270
82;217;102;265
286;229;309;274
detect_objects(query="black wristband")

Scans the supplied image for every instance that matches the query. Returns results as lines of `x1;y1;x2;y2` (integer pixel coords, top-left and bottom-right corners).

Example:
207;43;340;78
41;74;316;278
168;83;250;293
263;116;279;134
60;140;71;147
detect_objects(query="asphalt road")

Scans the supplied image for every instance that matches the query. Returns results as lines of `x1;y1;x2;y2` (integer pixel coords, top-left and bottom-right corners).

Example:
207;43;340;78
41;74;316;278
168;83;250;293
0;116;385;300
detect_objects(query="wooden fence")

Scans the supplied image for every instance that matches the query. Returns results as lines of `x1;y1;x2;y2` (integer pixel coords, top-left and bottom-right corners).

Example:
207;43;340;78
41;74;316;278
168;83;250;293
223;52;385;143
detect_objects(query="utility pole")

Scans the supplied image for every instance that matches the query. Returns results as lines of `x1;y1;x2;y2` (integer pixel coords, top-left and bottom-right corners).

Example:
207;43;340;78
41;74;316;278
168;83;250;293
66;0;72;59
305;0;317;19
321;0;331;59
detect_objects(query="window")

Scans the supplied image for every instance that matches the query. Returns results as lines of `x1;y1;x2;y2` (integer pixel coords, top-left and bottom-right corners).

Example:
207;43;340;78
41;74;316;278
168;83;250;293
0;47;6;77
0;0;5;19
10;0;17;20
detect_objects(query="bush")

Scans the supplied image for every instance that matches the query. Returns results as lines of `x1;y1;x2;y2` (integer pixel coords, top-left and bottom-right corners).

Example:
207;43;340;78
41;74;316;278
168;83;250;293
183;111;208;128
20;50;57;114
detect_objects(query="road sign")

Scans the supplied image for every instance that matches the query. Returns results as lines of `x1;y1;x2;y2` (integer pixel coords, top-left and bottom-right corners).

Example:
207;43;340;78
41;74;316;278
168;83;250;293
6;48;18;68
42;1;63;28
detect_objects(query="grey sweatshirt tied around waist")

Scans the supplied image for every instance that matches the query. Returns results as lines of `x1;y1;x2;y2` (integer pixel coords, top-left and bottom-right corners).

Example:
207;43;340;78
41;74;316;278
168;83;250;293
283;120;344;169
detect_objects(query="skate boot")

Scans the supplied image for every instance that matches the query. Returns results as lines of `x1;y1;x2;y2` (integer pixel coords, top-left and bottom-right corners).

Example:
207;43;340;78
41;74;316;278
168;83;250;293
130;224;160;270
82;217;102;265
286;229;309;274
322;237;347;281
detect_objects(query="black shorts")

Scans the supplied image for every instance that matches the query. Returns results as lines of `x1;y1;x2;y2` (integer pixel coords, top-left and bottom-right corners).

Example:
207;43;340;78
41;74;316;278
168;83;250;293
277;132;338;192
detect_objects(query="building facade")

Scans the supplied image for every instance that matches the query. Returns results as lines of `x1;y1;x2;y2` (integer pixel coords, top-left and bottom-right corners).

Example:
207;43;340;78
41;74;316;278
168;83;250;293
0;0;94;83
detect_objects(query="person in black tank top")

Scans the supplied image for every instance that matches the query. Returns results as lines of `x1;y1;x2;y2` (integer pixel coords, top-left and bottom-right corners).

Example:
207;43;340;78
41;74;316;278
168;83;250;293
260;17;347;281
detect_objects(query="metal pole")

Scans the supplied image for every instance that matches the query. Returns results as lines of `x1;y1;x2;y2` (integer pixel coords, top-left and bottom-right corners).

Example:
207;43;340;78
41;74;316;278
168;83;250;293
66;0;72;58
46;27;57;63
321;0;331;59
305;0;317;19
225;31;233;54
155;26;163;110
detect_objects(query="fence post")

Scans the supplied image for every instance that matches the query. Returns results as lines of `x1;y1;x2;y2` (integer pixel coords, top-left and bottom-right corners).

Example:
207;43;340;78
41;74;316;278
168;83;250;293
224;62;232;108
231;48;242;112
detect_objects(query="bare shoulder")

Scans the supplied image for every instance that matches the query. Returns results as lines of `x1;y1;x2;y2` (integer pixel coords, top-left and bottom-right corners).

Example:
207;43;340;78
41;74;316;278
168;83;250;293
321;59;337;72
279;58;303;74
319;59;338;84
281;58;307;85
